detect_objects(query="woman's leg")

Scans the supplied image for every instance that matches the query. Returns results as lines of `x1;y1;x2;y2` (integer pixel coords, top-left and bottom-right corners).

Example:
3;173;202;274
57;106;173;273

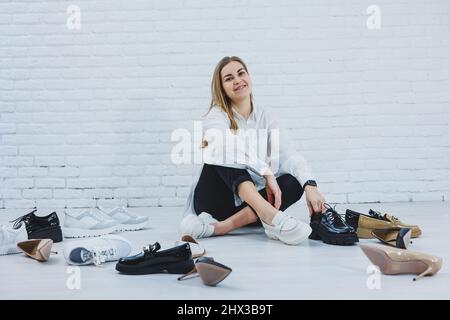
193;164;304;235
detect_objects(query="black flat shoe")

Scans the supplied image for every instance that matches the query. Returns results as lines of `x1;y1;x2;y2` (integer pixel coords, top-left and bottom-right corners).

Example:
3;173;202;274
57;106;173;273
115;242;194;275
178;257;232;286
309;203;358;246
10;209;63;243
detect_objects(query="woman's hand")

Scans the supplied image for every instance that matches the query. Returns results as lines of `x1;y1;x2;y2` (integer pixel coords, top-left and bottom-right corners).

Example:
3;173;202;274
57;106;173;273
264;175;282;210
305;186;326;216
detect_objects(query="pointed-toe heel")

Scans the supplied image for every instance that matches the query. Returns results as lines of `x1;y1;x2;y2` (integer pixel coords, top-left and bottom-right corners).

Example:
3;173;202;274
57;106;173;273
178;257;232;286
359;244;442;281
17;239;54;262
371;227;412;249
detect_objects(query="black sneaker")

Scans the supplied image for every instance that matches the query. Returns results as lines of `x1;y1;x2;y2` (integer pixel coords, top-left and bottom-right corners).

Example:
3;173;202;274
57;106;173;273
309;204;358;246
10;209;63;243
115;242;194;275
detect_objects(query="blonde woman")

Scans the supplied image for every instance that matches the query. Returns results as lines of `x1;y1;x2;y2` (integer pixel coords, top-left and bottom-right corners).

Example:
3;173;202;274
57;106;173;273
180;56;357;246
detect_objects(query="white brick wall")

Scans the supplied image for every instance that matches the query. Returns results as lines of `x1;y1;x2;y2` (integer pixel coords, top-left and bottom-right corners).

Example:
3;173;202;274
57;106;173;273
1;0;450;210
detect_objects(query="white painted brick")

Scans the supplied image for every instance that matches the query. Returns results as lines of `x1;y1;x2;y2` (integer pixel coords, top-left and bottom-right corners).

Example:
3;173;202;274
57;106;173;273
145;187;176;198
98;199;128;208
22;189;52;199
18;167;48;177
162;176;194;186
4;200;36;209
34;157;66;167
0;189;22;199
159;197;186;206
114;188;147;199
35;200;66;210
129;177;160;187
66;199;97;208
35;178;65;188
0;167;17;177
3;156;34;167
4;178;34;189
49;167;80;177
53;189;83;199
128;198;159;207
83;189;114;199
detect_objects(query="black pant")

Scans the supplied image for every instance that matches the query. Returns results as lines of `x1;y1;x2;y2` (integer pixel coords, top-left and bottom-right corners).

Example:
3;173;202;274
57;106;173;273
193;164;304;225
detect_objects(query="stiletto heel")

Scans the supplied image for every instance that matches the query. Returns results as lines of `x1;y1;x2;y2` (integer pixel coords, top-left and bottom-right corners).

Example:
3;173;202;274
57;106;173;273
359;244;443;281
178;257;232;286
413;266;433;281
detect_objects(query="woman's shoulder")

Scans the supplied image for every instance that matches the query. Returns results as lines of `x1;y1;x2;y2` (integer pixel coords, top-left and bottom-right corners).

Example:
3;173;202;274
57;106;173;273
202;106;230;126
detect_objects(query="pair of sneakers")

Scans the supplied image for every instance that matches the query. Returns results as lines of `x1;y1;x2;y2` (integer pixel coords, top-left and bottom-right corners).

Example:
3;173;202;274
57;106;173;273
64;206;149;238
179;211;311;246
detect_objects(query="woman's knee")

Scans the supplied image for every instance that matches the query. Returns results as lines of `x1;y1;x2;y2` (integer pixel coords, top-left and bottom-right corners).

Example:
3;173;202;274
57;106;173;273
278;174;303;203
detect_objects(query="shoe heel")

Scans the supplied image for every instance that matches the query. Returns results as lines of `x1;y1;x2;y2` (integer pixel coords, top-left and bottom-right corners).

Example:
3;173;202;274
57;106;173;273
166;259;195;274
357;227;374;239
308;227;321;240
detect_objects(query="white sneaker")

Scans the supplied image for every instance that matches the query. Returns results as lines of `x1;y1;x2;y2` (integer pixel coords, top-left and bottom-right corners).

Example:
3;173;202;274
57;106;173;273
63;235;131;266
63;209;118;238
0;223;27;255
179;214;214;239
98;206;149;232
261;211;311;245
198;212;219;225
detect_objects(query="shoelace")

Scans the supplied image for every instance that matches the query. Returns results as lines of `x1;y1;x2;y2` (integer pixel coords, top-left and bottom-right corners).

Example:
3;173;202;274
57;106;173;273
91;247;116;266
323;203;347;226
9;209;37;229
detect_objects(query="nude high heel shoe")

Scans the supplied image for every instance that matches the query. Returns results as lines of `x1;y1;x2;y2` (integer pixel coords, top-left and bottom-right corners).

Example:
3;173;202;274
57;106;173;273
178;257;232;286
359;244;443;281
17;239;55;262
371;227;412;249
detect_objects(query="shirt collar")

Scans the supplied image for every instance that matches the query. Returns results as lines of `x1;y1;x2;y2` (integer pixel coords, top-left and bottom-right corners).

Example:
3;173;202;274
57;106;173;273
232;104;257;122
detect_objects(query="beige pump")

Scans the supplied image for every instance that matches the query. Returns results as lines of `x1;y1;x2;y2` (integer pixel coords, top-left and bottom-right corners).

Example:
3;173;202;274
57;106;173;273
359;243;442;281
17;239;54;262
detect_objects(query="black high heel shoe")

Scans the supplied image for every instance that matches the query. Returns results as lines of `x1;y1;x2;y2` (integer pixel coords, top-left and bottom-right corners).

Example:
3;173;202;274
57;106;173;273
371;227;412;249
178;257;232;286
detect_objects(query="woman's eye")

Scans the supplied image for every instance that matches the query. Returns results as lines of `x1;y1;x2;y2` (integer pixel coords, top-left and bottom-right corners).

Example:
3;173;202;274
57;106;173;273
239;71;245;76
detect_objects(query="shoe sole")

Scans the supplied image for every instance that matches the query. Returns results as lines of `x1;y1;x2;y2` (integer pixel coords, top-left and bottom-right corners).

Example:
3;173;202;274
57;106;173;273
196;262;232;286
359;244;429;275
358;227;421;239
0;245;22;255
29;226;63;243
309;223;358;246
116;259;195;275
265;226;311;245
115;221;148;232
63;226;117;238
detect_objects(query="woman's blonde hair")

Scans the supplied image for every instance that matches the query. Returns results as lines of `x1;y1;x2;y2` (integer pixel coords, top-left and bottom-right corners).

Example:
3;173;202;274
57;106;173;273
201;56;253;148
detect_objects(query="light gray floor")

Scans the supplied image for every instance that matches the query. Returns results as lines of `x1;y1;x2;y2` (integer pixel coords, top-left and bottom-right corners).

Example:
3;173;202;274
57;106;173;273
0;201;449;300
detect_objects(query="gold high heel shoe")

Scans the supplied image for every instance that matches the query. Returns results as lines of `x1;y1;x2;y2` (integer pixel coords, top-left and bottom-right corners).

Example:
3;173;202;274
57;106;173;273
359;244;442;281
371;227;412;249
17;239;55;262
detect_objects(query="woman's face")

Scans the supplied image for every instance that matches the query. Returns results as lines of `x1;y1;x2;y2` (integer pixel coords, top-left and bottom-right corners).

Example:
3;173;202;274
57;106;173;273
220;61;252;103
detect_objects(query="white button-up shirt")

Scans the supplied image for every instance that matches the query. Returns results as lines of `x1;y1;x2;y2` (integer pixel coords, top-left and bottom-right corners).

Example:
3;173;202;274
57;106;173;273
182;104;314;217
